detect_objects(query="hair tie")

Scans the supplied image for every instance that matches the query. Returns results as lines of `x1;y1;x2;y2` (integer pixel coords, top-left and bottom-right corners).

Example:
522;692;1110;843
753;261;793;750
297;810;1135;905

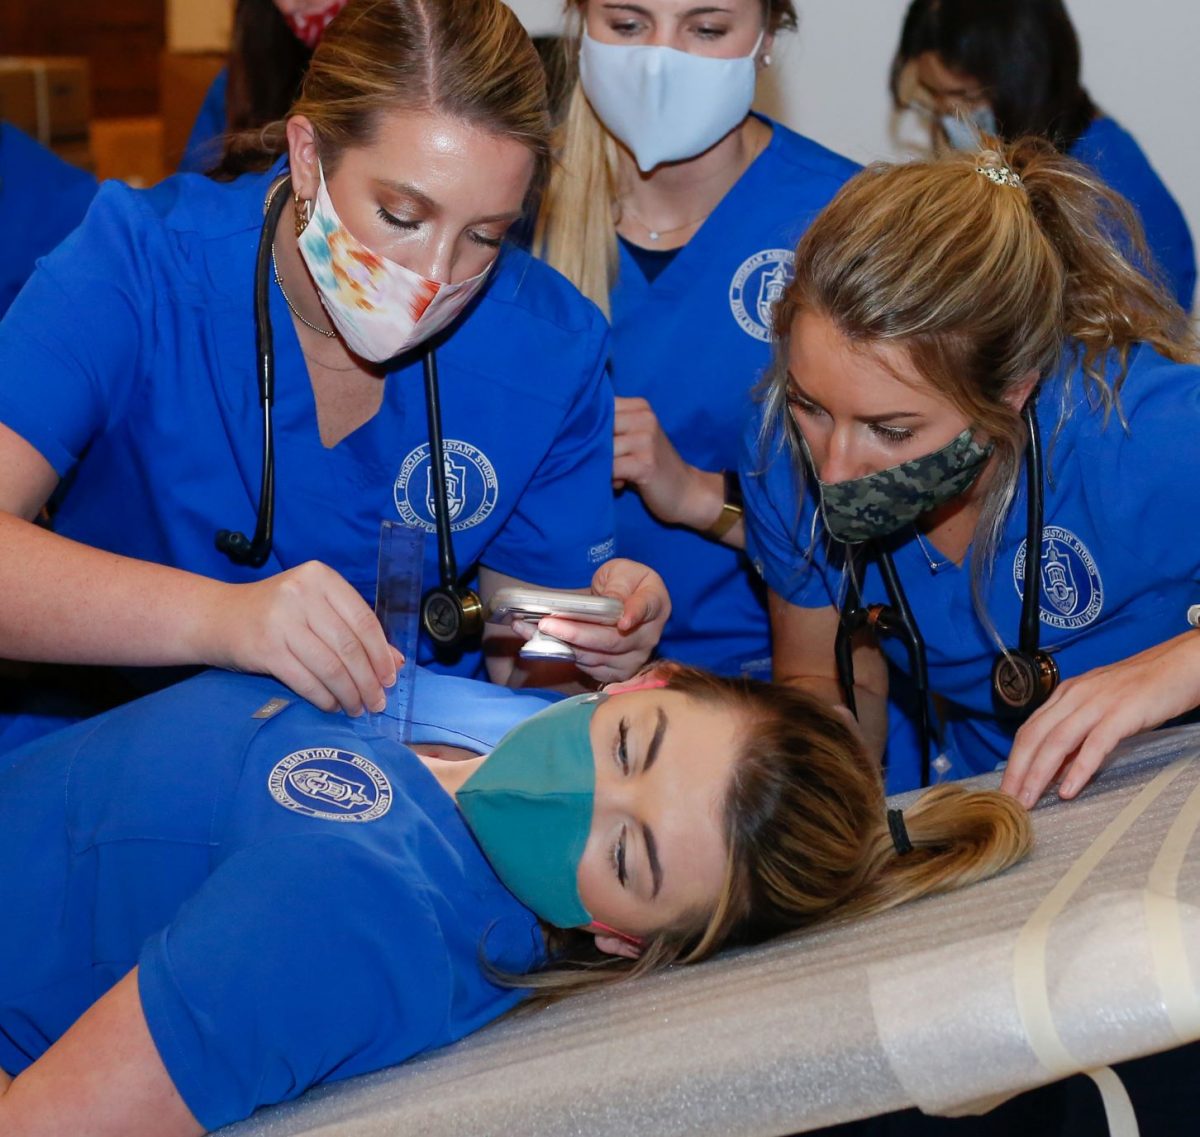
976;163;1023;188
887;808;914;855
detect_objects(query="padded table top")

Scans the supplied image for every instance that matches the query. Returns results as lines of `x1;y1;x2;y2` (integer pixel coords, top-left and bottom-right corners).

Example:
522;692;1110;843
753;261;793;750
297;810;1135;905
219;726;1200;1137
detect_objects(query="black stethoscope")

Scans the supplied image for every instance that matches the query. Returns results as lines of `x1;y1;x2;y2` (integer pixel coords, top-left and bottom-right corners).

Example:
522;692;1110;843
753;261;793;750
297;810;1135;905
833;404;1059;786
214;174;484;649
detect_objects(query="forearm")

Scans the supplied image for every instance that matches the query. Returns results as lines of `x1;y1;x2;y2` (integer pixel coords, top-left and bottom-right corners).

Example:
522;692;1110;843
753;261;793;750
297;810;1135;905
0;1065;11;1094
776;672;888;761
0;513;226;667
669;468;745;549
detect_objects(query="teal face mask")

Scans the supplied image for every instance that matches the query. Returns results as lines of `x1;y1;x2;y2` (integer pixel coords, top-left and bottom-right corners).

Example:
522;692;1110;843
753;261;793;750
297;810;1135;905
458;692;605;929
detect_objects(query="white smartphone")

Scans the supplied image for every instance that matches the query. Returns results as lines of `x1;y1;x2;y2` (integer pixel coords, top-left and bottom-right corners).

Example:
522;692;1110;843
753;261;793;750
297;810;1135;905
486;586;623;661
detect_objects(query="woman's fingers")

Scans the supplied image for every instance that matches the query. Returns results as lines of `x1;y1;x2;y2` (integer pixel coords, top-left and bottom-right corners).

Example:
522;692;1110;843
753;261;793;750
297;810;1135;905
210;562;401;716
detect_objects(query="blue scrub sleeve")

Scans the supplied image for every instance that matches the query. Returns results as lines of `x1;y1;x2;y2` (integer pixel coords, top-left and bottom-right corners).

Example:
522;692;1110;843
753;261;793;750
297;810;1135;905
738;409;836;609
138;834;452;1132
478;314;617;588
1078;357;1200;584
0;183;152;475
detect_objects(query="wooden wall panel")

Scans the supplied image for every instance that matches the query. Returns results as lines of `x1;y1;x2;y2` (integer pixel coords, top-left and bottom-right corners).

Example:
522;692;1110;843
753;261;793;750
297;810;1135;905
0;0;163;117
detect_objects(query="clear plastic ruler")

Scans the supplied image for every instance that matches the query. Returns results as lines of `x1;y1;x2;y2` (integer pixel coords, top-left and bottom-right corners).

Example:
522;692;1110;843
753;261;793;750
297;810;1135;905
370;520;424;743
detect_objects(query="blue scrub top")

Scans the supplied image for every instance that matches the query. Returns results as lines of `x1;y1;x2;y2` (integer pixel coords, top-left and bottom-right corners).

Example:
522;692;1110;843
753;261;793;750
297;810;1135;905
0;122;97;317
1070;115;1196;313
610;117;857;678
741;343;1200;784
0;160;616;740
0;668;551;1131
178;68;229;174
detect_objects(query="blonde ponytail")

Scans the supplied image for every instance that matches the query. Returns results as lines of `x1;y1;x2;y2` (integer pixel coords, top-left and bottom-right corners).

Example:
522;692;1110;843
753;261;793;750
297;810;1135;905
533;81;619;315
1005;135;1197;415
836;785;1033;924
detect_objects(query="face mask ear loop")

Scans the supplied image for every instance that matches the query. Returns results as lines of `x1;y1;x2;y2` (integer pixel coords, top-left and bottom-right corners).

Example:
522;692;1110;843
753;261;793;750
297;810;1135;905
590;920;645;949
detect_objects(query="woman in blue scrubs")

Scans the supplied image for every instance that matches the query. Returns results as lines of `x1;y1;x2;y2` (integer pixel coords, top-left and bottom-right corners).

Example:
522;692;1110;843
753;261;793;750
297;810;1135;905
740;138;1199;791
533;0;858;681
0;122;96;317
890;0;1195;313
0;661;1030;1134
0;0;668;750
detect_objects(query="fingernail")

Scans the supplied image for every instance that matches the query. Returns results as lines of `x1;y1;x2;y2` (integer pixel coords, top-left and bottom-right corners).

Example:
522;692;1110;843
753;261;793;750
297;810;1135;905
385;671;397;688
371;697;387;714
1020;788;1037;807
1060;779;1078;798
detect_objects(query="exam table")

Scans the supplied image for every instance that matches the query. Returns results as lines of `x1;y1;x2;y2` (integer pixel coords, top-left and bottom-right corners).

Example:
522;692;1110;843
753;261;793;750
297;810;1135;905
219;724;1200;1137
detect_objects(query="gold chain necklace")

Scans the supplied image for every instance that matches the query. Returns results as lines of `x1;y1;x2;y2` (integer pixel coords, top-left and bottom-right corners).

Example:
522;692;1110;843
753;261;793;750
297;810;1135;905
271;244;337;339
619;203;714;243
618;121;769;242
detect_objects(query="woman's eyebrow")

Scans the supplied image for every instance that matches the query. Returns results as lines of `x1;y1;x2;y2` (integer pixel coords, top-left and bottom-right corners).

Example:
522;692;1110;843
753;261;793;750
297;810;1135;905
644;706;667;772
642;821;662;899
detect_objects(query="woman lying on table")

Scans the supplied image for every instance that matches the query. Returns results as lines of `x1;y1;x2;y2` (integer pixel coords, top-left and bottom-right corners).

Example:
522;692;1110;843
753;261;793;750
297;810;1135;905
0;664;1031;1135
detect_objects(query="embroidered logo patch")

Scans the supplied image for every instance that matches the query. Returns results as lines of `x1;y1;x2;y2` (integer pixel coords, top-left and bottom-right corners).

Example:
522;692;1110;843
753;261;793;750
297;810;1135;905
1013;526;1103;631
394;439;499;533
268;748;393;823
729;248;795;342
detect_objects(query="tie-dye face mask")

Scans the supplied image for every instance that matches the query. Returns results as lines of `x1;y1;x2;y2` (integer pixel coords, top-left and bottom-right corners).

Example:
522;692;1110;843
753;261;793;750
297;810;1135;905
296;163;494;363
282;0;349;50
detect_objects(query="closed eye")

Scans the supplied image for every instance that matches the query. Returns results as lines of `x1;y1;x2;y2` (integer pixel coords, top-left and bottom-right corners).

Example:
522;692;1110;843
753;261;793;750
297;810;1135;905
612;824;628;886
786;389;823;417
615;717;631;774
377;206;420;232
869;422;915;445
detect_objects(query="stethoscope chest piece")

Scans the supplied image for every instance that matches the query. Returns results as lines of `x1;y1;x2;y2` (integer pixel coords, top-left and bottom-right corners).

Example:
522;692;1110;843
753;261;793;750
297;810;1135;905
991;648;1059;715
421;585;484;647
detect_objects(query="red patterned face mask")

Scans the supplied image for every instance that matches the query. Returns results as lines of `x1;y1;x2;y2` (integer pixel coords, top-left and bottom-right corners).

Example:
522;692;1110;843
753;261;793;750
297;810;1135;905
281;0;349;49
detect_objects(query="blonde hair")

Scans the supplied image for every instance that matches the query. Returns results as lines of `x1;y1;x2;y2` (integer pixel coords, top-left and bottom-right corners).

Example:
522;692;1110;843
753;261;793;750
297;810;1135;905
761;136;1198;634
215;0;550;194
534;1;799;314
515;665;1032;1003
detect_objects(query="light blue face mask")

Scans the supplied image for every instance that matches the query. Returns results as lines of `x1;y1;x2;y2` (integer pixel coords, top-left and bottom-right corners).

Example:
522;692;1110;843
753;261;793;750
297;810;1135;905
457;692;606;929
578;29;763;173
940;104;998;151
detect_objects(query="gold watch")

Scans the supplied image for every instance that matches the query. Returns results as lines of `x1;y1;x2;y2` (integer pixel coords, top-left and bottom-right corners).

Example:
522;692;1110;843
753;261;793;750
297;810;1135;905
705;470;744;540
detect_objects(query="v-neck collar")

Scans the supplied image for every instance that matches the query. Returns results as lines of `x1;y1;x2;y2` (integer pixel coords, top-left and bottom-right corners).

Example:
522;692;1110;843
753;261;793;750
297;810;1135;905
617;114;780;296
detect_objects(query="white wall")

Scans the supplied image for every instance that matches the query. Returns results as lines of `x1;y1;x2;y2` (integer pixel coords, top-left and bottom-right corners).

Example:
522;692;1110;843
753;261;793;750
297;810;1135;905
507;1;1198;310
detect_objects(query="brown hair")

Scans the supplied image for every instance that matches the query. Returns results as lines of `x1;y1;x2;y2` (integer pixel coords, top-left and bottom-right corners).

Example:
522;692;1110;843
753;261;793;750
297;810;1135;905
213;0;551;197
760;136;1198;635
516;664;1032;1002
534;1;797;313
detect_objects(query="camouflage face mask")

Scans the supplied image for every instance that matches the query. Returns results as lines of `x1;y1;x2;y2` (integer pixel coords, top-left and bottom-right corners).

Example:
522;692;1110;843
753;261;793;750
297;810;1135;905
807;428;993;544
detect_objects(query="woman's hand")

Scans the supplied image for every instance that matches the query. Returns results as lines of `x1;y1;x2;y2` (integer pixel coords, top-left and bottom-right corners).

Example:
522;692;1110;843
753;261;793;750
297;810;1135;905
1001;632;1200;806
191;562;402;716
613;396;723;531
531;559;671;685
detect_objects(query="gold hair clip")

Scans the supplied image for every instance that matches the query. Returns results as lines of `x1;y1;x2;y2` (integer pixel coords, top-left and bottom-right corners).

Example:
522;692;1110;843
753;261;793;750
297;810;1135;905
976;163;1023;188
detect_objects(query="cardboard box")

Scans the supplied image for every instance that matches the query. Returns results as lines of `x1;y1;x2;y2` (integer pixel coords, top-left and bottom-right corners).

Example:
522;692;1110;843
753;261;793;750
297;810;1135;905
0;57;91;145
167;0;234;54
160;51;227;173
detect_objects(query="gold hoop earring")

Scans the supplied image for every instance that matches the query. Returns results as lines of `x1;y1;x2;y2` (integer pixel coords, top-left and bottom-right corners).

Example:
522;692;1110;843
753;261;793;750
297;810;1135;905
294;194;312;238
